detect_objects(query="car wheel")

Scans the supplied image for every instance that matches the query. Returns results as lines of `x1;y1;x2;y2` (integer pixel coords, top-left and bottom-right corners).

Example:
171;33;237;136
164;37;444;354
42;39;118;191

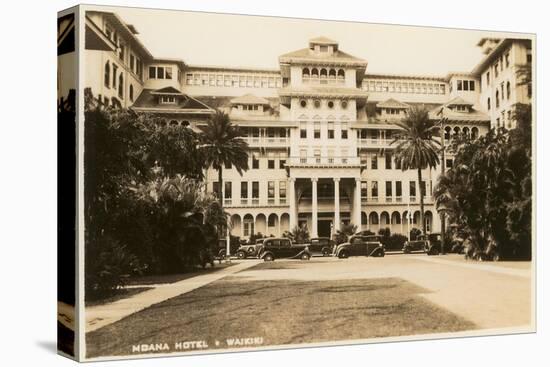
338;251;348;259
493;253;501;262
264;253;274;262
403;248;411;254
322;248;329;257
378;251;385;257
236;251;245;259
218;249;226;258
430;248;440;256
301;253;310;261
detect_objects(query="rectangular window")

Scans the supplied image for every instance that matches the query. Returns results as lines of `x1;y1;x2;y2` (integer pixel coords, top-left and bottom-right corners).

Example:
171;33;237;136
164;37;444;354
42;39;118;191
165;67;172;80
157;67;165;79
327;122;334;139
112;64;118;88
225;75;232;87
252;182;259;198
130;54;135;71
361;182;368;198
314;121;321;139
385;153;392;169
469;80;475;91
252;156;259;169
268;159;275;169
241;182;248;199
386;181;392;198
371;181;378;198
268;181;275;201
279;159;286;169
446;159;453;169
300;121;307;139
371;155;378;169
457;80;463;91
409;181;416;197
224;182;232;199
396;181;402;197
224;161;231;169
240;75;246;87
420;181;426;196
395;157;401;170
213;182;220;197
341;123;348;139
279;181;287;201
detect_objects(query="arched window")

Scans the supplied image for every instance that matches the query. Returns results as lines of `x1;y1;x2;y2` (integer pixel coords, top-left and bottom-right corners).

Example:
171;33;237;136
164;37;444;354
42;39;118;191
104;62;110;88
506;81;511;99
444;126;451;140
129;84;134;102
302;68;310;76
369;212;379;225
453;126;460;136
496;90;500;108
320;68;327;77
118;73;124;98
311;68;319;77
391;211;401;225
463;127;470;136
169;120;179;126
472;127;479;139
487;97;491;110
329;69;336;78
337;69;345;79
380;212;390;225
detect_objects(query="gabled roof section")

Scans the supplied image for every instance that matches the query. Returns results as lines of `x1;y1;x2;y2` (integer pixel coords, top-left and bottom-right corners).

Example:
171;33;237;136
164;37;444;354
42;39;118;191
445;96;474;107
376;98;410;109
309;36;338;45
279;47;367;66
131;89;215;114
150;86;183;96
428;102;489;123
230;94;270;105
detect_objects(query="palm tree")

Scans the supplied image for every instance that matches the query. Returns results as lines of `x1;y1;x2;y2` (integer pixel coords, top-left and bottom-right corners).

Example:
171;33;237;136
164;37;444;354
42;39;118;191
392;106;441;234
198;110;249;206
283;225;310;244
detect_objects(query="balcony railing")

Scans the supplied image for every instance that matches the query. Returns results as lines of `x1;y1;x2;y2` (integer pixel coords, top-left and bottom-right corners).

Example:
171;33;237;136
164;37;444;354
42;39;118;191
358;138;404;149
243;136;290;148
288;156;362;167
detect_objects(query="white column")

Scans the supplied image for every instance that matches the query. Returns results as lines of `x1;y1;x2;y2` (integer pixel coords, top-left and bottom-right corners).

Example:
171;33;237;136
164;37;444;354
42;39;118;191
354;178;362;229
311;178;318;238
333;178;340;233
289;178;296;230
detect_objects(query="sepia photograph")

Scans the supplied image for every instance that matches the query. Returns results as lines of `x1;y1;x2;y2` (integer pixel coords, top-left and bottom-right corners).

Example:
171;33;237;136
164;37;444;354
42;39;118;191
56;3;535;362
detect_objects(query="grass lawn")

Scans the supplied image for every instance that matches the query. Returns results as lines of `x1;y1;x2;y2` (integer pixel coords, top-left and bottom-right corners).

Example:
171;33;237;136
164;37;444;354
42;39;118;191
86;269;476;358
85;287;154;307
125;262;235;286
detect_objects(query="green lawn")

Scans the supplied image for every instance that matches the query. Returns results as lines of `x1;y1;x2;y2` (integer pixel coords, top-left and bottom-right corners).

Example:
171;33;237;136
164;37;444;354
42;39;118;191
86;272;476;358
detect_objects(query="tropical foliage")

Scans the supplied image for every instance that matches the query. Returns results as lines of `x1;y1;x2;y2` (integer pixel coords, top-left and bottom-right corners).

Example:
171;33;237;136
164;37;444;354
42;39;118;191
434;105;532;260
198;111;249;204
392;106;441;234
82;93;249;299
334;223;358;244
283;225;310;244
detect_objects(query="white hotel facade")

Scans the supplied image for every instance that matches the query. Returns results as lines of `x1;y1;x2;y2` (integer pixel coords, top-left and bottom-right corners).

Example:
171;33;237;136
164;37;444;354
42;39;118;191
75;11;532;240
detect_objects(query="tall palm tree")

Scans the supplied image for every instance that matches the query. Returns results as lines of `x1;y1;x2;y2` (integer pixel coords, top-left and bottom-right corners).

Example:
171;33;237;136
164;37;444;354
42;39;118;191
392;106;441;234
198;110;249;206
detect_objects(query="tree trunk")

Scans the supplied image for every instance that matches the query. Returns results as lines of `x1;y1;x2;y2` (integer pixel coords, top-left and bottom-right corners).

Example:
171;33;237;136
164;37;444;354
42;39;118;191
217;166;223;207
418;167;427;234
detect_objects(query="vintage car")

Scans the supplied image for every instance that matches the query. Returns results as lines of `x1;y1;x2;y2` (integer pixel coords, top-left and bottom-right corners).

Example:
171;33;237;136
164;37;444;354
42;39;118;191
334;235;385;258
216;238;242;259
235;238;264;259
403;233;452;255
257;238;311;261
308;237;336;256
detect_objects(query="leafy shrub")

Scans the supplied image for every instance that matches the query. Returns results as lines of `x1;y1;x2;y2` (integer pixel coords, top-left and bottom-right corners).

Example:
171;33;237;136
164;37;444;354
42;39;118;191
85;235;144;300
383;234;408;251
410;228;422;240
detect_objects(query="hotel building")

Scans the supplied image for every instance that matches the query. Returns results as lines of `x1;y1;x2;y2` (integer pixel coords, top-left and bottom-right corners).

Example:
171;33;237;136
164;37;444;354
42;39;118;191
72;11;532;239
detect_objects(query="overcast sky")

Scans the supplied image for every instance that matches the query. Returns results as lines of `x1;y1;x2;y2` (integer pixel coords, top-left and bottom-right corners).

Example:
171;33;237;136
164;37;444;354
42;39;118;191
112;6;514;76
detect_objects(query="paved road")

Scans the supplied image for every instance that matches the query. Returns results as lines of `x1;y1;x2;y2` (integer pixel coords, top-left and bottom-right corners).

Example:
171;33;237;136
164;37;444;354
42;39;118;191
232;254;533;330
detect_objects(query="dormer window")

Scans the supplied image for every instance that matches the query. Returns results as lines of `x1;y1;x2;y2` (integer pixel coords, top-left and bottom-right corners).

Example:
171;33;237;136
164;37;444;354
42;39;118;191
320;45;328;52
242;104;259;111
454;105;468;112
160;96;176;104
149;66;172;80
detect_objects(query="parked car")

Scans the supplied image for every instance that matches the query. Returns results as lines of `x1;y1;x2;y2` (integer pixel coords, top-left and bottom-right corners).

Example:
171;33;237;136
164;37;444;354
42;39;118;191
308;237;336;256
334;235;385;258
257;238;311;261
216;238;241;259
403;233;451;255
235;239;264;259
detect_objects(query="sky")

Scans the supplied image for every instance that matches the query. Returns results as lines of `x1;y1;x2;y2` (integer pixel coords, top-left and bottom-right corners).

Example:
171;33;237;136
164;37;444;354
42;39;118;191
110;6;516;76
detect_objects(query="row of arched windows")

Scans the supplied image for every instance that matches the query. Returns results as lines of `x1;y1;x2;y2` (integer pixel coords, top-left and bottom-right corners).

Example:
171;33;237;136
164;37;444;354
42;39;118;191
302;67;345;84
104;61;134;101
444;126;479;140
488;80;511;110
